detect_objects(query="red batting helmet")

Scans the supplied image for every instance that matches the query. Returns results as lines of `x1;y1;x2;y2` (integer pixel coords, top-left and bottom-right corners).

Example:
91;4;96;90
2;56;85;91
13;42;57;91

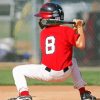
35;2;64;20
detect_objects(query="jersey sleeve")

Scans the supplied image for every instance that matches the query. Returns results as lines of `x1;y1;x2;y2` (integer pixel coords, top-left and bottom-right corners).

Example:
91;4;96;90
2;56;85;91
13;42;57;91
66;28;80;46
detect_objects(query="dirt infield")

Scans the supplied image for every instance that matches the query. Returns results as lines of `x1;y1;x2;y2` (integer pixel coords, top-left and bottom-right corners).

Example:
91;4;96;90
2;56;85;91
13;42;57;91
0;86;100;100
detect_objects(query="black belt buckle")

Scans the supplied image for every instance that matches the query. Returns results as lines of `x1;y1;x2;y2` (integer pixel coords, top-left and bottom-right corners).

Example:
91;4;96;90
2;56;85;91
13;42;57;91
63;67;69;72
45;67;51;72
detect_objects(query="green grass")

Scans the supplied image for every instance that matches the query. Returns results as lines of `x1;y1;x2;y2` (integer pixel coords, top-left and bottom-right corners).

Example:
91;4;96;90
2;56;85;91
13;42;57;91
81;71;100;85
0;69;100;86
0;69;14;85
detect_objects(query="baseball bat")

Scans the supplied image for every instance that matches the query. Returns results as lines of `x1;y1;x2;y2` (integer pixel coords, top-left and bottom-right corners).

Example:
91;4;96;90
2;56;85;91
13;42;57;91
41;19;85;26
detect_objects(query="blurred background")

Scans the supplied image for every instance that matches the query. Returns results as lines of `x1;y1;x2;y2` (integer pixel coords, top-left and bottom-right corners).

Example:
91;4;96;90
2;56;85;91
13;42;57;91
0;0;100;67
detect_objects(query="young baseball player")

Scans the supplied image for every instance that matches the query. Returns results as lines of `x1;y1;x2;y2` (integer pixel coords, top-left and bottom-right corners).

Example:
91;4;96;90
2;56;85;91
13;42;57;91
9;2;96;100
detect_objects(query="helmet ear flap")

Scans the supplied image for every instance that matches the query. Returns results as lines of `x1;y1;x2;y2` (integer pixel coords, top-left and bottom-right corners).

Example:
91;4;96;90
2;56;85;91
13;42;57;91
56;4;64;20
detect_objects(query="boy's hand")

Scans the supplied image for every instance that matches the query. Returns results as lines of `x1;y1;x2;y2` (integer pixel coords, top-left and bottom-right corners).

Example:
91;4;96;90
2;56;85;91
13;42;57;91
73;19;84;28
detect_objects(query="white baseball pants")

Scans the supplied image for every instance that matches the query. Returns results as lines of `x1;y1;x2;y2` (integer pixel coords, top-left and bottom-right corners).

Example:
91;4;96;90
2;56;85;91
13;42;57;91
12;58;86;93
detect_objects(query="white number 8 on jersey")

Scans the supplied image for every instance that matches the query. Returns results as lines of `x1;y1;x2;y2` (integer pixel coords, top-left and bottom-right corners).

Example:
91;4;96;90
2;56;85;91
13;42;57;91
46;36;55;54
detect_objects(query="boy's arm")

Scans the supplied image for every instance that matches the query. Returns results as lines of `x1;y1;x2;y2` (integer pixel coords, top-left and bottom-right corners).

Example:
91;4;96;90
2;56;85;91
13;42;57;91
73;19;85;50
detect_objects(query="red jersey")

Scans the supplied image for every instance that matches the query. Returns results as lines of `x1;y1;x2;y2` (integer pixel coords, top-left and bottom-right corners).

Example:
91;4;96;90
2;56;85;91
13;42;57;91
40;25;80;71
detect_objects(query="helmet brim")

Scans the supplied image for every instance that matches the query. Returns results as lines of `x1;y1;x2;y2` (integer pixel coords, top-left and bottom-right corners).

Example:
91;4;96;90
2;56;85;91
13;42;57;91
34;11;52;19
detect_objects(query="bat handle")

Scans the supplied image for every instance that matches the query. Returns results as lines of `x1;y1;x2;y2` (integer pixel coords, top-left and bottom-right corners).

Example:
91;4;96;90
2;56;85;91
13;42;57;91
66;22;76;24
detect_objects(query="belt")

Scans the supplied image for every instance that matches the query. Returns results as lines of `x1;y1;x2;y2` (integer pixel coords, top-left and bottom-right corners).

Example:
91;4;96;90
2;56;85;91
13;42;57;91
45;67;69;73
